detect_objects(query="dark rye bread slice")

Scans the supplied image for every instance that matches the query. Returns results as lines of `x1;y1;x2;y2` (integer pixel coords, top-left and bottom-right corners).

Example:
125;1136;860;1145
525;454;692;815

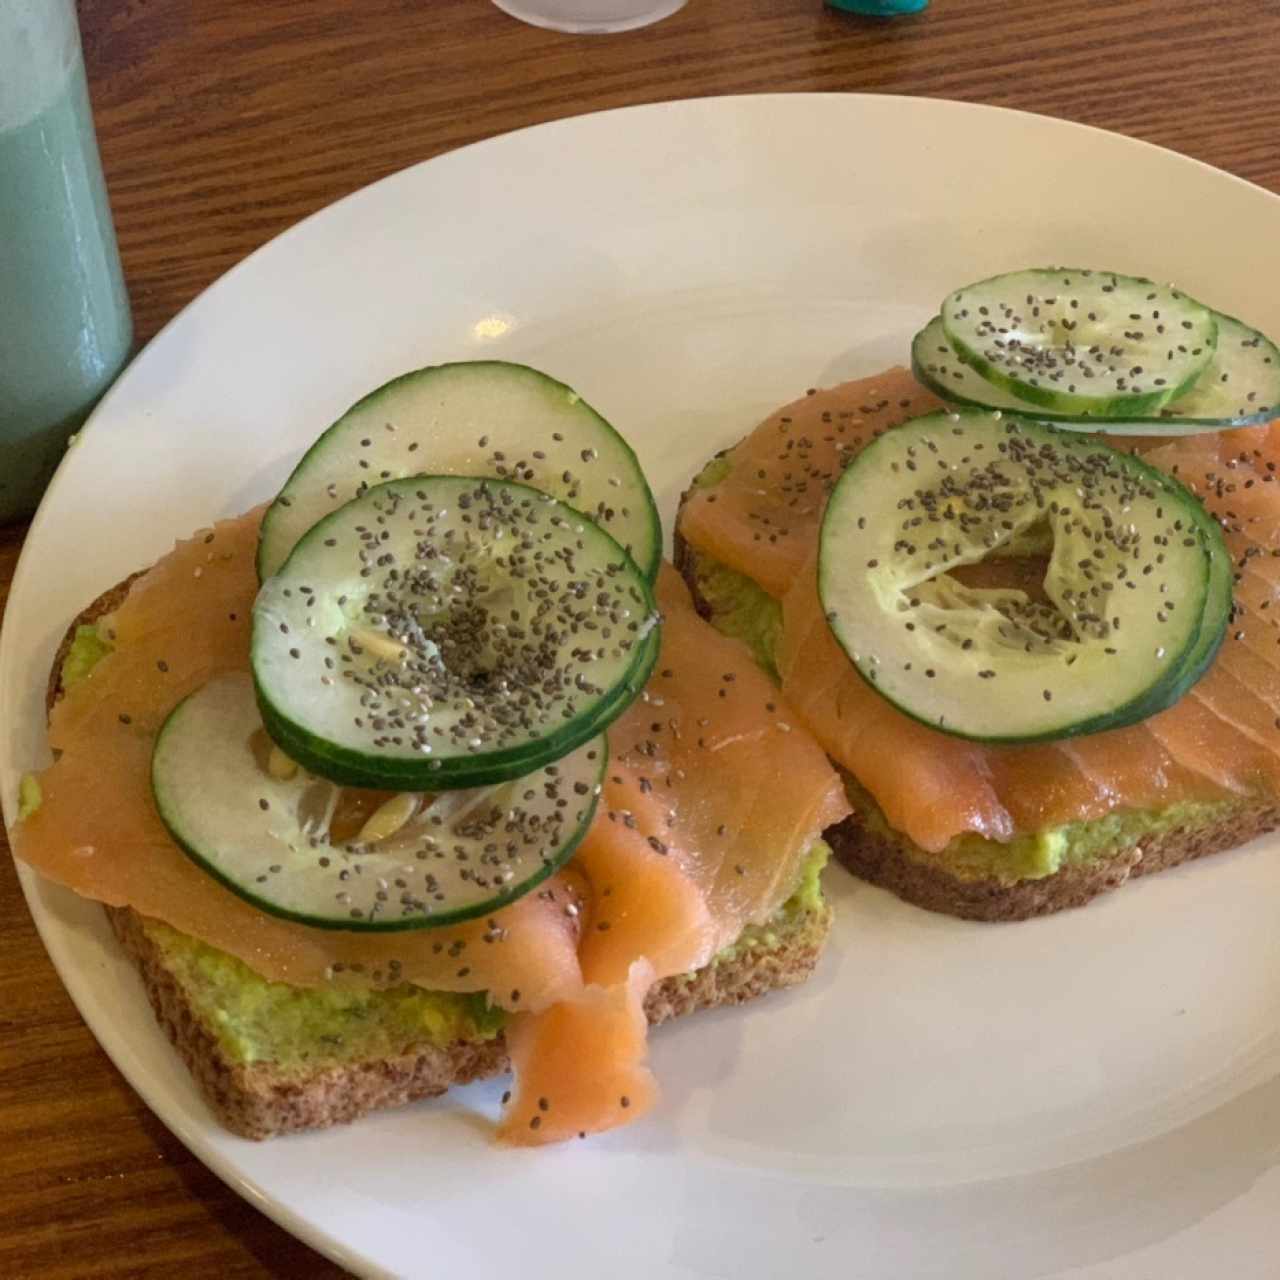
673;503;1280;924
46;576;832;1140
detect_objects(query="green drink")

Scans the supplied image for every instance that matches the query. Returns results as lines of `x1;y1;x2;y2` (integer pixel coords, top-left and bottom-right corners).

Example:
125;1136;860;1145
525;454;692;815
0;0;131;523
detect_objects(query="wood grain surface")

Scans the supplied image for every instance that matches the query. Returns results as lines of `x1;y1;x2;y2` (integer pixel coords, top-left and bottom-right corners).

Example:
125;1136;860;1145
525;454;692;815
3;0;1279;1275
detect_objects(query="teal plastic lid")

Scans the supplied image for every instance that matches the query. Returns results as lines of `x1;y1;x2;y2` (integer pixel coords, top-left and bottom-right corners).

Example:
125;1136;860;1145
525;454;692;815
827;0;928;14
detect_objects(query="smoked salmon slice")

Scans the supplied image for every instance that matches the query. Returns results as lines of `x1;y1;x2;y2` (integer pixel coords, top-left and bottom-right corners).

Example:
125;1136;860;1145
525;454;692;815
498;567;850;1143
14;511;584;1010
16;515;849;1145
602;567;850;942
684;366;1280;849
983;743;1114;835
1059;721;1217;814
499;961;659;1145
1142;694;1278;797
776;550;1014;852
678;369;941;600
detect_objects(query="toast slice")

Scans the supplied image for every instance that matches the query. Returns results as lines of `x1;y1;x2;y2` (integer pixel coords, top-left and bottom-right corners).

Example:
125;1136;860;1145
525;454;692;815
675;469;1280;923
44;581;832;1140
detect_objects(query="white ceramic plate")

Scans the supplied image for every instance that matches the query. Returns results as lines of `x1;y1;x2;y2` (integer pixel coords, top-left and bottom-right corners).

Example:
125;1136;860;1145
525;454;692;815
4;94;1280;1279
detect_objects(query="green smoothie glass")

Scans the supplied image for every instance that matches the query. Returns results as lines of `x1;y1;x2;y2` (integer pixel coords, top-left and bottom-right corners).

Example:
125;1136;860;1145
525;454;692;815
0;0;132;523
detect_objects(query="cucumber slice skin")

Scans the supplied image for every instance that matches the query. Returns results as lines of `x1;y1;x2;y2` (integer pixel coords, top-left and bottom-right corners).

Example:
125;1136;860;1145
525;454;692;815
257;360;662;583
253;475;660;792
1173;531;1230;691
940;269;1218;419
1135;458;1232;696
914;311;1280;434
818;411;1216;744
152;674;608;933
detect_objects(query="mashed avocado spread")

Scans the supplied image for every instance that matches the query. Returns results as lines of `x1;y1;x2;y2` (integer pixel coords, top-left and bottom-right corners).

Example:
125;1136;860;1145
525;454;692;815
686;544;1243;883
17;774;42;821
15;625;114;818
17;626;115;818
684;457;784;678
143;918;507;1067
842;773;1242;883
61;623;113;689
709;841;829;965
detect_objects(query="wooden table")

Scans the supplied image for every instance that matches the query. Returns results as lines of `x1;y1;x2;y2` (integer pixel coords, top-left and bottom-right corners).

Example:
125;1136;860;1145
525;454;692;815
3;0;1278;1274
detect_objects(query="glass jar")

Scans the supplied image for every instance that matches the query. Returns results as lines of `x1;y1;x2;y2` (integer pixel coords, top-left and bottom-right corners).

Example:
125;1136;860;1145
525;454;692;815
0;0;132;523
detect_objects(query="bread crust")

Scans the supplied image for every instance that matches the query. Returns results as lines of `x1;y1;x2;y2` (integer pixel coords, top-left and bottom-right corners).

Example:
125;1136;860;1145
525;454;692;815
48;571;831;1139
674;502;1280;923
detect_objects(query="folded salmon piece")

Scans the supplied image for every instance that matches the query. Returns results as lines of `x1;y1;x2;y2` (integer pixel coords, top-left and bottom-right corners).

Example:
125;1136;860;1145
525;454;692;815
499;566;851;1144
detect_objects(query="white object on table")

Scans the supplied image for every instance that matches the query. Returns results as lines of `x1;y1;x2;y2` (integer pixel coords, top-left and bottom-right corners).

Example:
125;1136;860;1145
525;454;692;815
491;0;686;34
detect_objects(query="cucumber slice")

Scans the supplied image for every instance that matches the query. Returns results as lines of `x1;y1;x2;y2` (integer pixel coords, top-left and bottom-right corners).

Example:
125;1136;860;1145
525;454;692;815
253;475;659;790
152;673;605;931
1158;311;1280;425
914;310;1280;433
818;410;1222;743
940;268;1217;417
258;361;661;582
912;314;1041;413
